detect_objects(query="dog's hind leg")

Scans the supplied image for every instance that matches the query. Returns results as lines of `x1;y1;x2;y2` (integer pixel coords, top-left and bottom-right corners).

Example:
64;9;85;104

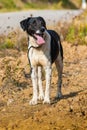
38;66;44;100
55;53;63;99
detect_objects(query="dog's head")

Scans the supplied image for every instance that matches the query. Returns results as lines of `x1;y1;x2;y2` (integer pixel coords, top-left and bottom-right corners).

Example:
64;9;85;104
20;17;47;45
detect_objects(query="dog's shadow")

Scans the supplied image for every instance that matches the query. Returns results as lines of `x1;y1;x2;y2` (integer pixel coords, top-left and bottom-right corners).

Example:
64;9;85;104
51;89;86;105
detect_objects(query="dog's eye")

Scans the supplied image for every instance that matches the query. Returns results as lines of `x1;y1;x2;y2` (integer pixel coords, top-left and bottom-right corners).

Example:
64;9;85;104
33;20;37;25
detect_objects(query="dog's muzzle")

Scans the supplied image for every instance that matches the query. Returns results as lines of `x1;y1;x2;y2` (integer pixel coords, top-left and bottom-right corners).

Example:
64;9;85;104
34;34;45;45
34;27;46;45
40;27;45;33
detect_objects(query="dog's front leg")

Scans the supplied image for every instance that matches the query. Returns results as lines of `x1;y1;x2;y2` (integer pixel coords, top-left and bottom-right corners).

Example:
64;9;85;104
29;67;38;105
43;66;52;104
38;66;44;100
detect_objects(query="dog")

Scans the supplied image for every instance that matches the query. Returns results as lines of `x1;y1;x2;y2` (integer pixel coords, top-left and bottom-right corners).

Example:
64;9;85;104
20;16;63;105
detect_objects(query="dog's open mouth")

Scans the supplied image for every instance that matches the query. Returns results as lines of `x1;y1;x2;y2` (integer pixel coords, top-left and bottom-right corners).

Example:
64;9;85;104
34;34;45;45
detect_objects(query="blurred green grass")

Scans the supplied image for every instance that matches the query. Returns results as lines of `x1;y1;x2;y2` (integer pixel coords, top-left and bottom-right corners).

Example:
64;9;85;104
0;30;28;50
0;0;81;12
66;11;87;45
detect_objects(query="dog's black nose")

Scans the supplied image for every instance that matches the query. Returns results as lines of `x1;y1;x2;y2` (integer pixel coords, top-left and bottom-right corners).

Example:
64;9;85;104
40;27;45;32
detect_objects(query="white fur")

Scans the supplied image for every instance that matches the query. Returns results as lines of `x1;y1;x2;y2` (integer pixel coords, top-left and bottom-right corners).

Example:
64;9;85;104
38;66;44;100
28;30;63;105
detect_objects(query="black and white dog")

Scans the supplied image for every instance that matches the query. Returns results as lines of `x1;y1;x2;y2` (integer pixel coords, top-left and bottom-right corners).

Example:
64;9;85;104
20;16;63;105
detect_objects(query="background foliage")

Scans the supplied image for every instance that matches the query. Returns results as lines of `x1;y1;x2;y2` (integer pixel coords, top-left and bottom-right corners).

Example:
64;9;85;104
0;0;82;12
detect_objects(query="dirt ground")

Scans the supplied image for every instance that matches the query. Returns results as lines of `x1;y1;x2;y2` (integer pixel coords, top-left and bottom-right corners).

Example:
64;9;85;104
0;42;87;130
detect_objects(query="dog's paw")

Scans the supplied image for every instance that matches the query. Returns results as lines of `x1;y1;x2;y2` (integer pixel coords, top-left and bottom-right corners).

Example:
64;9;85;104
29;98;37;105
43;98;50;104
38;94;44;100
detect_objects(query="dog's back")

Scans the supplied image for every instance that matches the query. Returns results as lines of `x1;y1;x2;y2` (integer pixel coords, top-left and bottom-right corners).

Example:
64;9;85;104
47;30;63;63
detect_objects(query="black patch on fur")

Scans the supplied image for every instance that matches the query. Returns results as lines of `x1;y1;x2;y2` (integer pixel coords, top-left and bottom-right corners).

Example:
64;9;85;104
37;16;46;29
47;30;63;63
20;16;46;36
20;18;31;31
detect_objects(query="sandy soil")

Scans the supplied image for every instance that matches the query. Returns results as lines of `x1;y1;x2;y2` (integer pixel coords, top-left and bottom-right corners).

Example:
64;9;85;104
0;42;87;130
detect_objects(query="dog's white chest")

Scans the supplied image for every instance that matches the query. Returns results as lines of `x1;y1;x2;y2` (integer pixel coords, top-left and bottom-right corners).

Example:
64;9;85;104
28;47;51;67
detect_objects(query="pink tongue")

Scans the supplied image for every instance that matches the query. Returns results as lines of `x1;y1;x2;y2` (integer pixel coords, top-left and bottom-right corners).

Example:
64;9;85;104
34;34;45;45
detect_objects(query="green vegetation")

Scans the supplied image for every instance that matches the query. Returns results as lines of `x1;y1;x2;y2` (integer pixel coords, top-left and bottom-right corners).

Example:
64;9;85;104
0;0;16;11
0;35;14;49
0;0;81;12
66;23;87;45
0;39;14;49
0;30;28;50
66;12;87;45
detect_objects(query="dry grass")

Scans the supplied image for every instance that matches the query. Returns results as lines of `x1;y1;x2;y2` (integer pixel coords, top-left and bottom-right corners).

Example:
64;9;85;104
0;29;28;51
66;15;87;45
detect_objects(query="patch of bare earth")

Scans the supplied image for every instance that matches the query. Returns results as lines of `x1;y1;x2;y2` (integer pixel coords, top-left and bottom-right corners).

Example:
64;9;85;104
0;42;87;130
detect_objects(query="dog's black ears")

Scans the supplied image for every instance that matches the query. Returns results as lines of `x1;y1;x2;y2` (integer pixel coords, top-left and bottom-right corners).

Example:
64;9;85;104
38;16;46;28
20;17;31;31
20;16;47;31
